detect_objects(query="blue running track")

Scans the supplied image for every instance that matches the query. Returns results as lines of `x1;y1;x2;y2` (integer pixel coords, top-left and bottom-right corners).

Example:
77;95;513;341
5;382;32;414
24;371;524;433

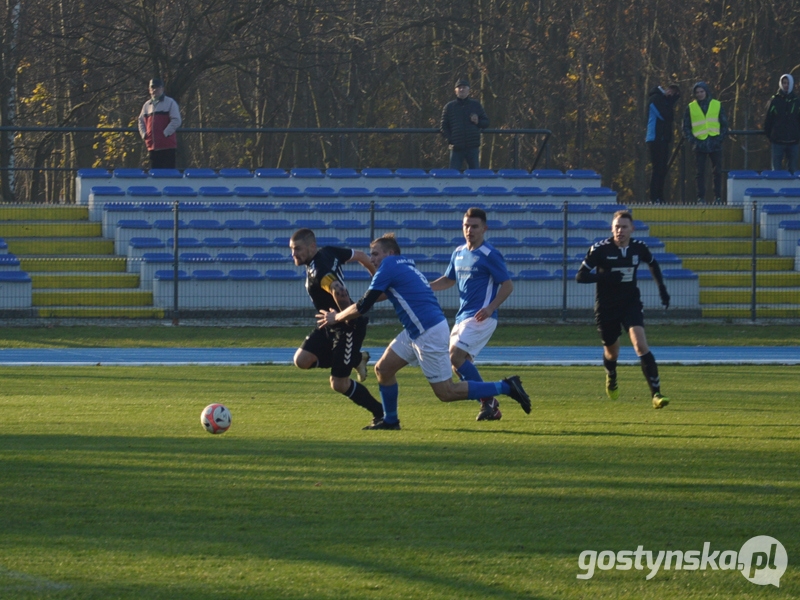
0;346;798;366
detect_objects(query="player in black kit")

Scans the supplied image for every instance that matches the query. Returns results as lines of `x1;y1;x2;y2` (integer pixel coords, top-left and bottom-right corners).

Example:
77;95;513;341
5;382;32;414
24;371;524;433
289;228;384;426
576;211;671;409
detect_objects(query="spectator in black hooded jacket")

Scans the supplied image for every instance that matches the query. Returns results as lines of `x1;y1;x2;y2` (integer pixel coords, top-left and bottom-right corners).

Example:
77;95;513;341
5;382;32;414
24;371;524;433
764;74;800;173
645;84;680;203
440;79;489;170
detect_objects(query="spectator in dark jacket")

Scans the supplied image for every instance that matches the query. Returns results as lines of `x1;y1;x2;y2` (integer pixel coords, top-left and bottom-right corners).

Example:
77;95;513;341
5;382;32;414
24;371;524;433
682;81;728;204
645;84;680;203
440;79;489;170
764;74;800;173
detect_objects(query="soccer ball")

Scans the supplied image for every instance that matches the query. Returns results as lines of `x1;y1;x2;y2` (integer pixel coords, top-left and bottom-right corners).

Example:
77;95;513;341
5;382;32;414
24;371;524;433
201;403;232;434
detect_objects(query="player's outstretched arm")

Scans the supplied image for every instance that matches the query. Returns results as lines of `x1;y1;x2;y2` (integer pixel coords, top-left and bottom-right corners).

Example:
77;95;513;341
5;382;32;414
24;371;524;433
647;260;670;308
428;275;455;292
349;250;376;275
476;279;514;321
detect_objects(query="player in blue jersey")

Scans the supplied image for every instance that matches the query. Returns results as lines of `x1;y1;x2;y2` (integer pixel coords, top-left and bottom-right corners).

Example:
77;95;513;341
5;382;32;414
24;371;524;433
316;233;531;430
429;207;514;421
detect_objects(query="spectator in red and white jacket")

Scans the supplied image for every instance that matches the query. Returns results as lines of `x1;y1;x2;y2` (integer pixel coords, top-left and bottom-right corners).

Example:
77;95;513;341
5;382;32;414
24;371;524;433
138;78;182;169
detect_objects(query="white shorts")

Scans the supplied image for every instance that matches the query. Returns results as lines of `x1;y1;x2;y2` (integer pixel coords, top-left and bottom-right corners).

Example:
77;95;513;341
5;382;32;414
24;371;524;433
389;320;453;383
450;317;498;359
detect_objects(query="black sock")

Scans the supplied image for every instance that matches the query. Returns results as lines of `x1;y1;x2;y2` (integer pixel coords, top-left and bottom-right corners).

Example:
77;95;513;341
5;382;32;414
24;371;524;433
603;357;617;379
639;351;660;395
344;380;383;418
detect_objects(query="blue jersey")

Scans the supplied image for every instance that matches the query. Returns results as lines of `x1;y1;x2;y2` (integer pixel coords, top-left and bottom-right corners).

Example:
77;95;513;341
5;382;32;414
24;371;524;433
444;242;511;324
368;255;446;339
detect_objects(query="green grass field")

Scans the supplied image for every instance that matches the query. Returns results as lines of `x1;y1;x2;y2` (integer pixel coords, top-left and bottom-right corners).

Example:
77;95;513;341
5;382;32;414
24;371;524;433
2;363;798;599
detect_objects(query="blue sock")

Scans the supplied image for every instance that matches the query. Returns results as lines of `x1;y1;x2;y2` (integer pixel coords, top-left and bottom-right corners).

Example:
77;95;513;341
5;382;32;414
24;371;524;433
379;383;399;423
456;360;483;382
468;381;504;400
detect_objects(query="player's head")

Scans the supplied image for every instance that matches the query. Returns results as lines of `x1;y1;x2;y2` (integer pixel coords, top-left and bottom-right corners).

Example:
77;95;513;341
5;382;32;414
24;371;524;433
611;211;634;247
463;207;488;249
369;234;401;268
289;228;317;266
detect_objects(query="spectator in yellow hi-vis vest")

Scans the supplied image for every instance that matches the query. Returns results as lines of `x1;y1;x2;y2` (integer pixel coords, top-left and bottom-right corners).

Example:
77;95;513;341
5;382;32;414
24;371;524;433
682;82;728;204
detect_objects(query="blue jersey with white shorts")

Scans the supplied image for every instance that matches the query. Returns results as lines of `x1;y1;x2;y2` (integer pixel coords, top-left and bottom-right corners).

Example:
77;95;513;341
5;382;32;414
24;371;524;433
368;255;446;339
444;242;511;324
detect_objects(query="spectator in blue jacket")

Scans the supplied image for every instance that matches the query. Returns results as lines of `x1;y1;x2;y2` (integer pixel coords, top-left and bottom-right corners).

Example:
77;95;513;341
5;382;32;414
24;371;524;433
440;79;489;170
645;84;680;204
763;74;800;173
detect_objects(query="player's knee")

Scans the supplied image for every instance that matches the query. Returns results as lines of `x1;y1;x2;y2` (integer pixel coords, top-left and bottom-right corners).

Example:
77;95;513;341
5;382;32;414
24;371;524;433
330;377;350;394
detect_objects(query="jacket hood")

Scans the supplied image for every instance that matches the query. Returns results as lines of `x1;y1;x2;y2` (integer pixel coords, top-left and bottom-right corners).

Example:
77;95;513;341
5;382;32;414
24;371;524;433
779;74;794;95
693;81;712;100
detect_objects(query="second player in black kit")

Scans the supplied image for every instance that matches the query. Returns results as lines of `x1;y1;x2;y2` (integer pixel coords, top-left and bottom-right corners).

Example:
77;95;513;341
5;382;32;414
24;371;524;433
289;229;384;427
576;211;671;409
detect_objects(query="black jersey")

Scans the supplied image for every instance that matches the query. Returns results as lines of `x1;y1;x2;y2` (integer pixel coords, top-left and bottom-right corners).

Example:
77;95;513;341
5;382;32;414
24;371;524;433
580;238;655;310
304;246;355;312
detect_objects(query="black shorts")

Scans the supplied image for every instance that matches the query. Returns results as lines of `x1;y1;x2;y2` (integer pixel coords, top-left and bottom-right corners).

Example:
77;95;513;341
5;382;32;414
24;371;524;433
595;303;644;347
300;316;369;378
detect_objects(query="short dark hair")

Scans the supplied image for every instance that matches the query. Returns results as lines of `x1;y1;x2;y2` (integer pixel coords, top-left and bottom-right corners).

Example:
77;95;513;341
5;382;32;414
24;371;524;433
464;207;487;223
612;210;634;223
667;84;680;93
290;228;316;244
371;233;401;255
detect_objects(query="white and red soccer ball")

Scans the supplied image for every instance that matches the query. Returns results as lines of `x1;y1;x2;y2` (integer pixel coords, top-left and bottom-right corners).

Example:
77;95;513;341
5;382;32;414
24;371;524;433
201;403;232;434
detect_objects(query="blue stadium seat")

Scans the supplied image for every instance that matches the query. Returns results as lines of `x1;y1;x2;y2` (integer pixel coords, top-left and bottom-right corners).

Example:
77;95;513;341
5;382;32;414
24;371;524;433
78;168;111;178
486;219;507;231
403;253;429;263
566;169;599;178
415;236;451;247
465;169;497;179
304;187;338;198
290;168;324;178
421;203;454;213
532;169;566;179
179;252;214;264
203;237;238;248
234;186;269;198
219;168;253;178
504;253;537;263
557;236;591;247
178;202;210;212
229;269;267;280
143;252;173;263
522;236;558;248
251;253;290;263
127;186;161;197
154;269;190;280
198;186;234;197
343;270;372;281
582;187;616;197
91;186;125;197
294;219;329;229
331;219;367;230
487;237;523;248
761;170;795;180
542;219;575;229
189;219;224;231
255;168;289;179
315;236;342;246
224;219;260;230
130;237;166;249
436;219;462;230
430;253;453;263
117;219;151;229
216;253;251;264
395;168;430;178
209;202;241;212
515;269;554;280
162;186;197;197
430;169;464;179
166;237;203;248
154;219;186;230
184;168;218;179
245;203;279;213
498;169;533;179
260;219;293;230
264;269;301;281
442;186;478;197
361;168;395;178
477;186;512;197
326;168;360;179
316;202;348;213
506;219;540;229
114;168;147;178
373;187;408;198
238;237;272;248
408;187;443;198
547;187;580;196
149;169;183;179
344;236;372;247
401;219;437;230
105;202;140;212
511;186;546;197
394;237;415;248
455;202;488;212
338;187;374;198
269;186;303;197
373;219;400;229
490;202;526;213
193;269;228;280
280;202;313;212
528;203;559;213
